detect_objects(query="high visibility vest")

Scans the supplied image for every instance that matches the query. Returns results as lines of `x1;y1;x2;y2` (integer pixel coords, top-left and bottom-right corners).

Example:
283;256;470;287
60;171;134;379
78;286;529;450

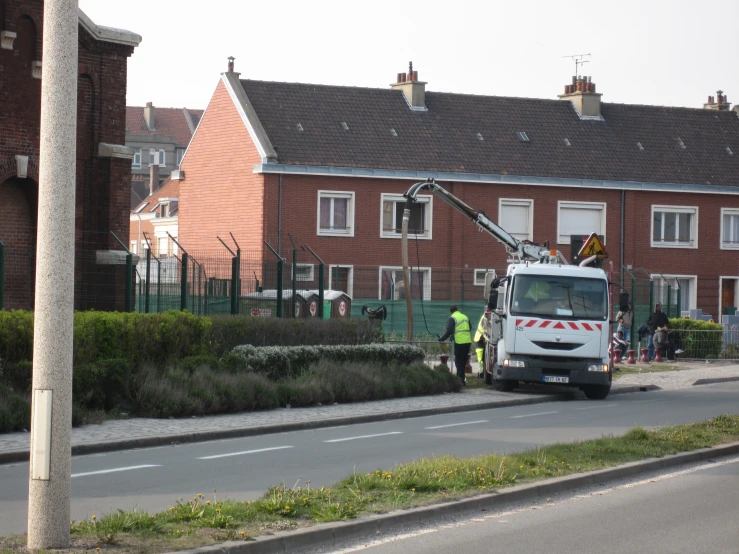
474;314;486;342
451;311;472;344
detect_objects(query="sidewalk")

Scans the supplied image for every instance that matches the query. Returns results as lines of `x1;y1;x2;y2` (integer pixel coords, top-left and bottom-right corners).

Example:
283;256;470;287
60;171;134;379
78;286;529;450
1;361;737;464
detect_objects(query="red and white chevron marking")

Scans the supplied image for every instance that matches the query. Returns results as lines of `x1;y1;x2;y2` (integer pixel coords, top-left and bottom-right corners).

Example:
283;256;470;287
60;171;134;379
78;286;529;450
515;319;603;331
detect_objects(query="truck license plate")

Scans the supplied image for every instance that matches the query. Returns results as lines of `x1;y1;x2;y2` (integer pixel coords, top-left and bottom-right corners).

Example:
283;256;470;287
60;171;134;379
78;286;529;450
542;376;569;384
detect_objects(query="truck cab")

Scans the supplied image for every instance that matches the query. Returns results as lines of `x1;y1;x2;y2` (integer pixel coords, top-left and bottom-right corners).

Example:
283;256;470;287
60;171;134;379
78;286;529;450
488;263;612;399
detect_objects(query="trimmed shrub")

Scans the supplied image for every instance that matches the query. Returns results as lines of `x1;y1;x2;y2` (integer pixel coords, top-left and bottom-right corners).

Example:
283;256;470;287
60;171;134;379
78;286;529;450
0;310;34;364
668;318;723;359
2;360;33;393
231;343;425;380
73;358;127;411
0;384;30;433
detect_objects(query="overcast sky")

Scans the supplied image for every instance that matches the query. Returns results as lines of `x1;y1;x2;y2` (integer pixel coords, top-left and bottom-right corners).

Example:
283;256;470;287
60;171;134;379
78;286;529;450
78;0;739;111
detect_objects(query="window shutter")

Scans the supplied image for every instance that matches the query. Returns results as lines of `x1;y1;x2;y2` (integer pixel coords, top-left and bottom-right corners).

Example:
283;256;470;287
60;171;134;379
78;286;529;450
559;205;603;242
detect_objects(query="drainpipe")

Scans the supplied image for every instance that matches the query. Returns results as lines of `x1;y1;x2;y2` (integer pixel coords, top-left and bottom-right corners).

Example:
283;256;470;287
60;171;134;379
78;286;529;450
620;190;625;287
277;174;283;256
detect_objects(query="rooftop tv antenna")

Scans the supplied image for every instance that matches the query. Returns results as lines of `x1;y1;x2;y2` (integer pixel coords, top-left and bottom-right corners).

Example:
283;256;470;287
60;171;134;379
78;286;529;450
563;53;591;75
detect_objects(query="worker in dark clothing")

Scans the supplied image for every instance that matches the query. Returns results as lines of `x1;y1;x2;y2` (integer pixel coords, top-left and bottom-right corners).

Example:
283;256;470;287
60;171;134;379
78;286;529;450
647;303;669;361
439;305;472;385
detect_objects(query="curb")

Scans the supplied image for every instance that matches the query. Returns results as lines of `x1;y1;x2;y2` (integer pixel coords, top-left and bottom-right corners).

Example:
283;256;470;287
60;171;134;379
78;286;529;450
0;385;658;466
693;376;739;386
167;440;739;554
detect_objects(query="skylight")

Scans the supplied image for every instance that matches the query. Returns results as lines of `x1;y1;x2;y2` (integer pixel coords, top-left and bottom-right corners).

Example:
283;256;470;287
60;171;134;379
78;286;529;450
636;142;644;151
341;122;349;131
296;123;304;131
677;138;686;149
390;128;398;137
133;202;149;214
564;138;571;146
727;146;734;155
516;132;529;142
476;133;484;141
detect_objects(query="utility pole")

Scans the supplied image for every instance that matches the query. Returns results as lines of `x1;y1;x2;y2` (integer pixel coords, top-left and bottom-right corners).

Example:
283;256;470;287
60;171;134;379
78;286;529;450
27;0;78;549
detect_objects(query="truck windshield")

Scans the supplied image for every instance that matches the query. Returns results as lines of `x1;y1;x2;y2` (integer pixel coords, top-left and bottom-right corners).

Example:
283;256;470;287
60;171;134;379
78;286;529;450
510;275;607;320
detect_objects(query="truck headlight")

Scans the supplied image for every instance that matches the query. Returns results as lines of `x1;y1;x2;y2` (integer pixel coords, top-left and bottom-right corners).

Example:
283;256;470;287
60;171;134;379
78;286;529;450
588;364;609;372
504;359;525;368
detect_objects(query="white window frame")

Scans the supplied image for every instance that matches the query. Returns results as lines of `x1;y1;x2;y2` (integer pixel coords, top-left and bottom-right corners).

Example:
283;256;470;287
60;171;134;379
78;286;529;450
176;148;185;168
651;205;698;249
720;208;739;250
378;266;431;301
130;241;138;255
498;198;533;241
474;269;494;287
380;193;433;240
557;201;606;244
719;276;739;318
158;237;169;257
651;274;697;315
328;264;354;297
291;263;315;282
132;148;141;168
317;190;355;237
159;149;166;167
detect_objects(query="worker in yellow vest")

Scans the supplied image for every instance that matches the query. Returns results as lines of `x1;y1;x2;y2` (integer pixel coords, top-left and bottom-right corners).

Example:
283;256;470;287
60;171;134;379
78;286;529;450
474;305;492;378
438;305;472;384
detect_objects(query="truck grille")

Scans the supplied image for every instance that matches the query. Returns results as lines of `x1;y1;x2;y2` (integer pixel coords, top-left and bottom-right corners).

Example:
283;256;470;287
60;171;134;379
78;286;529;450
532;341;580;351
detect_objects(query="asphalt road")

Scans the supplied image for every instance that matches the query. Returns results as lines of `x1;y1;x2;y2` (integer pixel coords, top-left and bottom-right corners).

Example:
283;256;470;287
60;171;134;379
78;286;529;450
335;455;739;554
1;382;738;536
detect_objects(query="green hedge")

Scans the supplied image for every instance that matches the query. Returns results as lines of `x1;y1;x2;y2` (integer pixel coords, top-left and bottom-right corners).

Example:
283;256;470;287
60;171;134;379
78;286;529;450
667;318;723;359
0;310;383;366
231;343;425;380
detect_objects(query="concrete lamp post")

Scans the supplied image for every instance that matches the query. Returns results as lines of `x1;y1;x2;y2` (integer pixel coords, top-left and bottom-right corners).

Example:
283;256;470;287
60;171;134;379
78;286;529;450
27;0;78;549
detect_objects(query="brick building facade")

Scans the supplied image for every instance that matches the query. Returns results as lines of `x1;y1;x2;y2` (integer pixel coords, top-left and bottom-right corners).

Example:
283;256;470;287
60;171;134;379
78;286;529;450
0;3;140;310
178;62;739;319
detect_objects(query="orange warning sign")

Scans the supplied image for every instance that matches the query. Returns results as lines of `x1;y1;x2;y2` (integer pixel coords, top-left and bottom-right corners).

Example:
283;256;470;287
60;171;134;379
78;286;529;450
578;233;608;259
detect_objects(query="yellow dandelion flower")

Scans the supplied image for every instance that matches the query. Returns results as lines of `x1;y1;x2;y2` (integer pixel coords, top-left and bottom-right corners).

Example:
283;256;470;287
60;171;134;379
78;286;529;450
285;505;290;510
206;500;211;505
240;531;245;536
92;515;96;520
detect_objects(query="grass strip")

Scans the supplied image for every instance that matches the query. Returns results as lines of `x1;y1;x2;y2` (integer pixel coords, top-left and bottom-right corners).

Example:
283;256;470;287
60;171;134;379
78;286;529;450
2;413;738;553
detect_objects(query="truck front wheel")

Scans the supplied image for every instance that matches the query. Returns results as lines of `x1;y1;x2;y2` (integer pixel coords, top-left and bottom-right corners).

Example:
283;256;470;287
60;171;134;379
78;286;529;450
582;384;611;400
491;366;516;392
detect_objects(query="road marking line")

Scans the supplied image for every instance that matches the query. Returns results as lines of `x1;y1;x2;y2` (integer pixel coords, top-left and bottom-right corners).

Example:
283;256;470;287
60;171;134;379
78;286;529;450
575;403;619;410
71;465;161;478
324;432;403;443
425;420;488;429
509;411;558;419
198;446;294;460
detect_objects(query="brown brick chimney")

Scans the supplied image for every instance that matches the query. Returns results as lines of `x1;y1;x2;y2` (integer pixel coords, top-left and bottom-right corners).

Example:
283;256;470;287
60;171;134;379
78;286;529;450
558;75;602;118
391;61;426;110
144;102;155;130
703;90;731;111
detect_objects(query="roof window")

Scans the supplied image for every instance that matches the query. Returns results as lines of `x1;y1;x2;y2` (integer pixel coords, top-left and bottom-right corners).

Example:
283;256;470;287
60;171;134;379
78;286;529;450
341;122;349;131
564;138;571;146
296;123;304;131
727;146;734;155
637;142;644;151
677;138;686;149
476;133;484;141
133;202;149;214
390;128;398;137
516;132;529;142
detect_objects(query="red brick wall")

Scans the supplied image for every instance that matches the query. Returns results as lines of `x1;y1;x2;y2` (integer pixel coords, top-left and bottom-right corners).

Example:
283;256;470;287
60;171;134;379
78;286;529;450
179;80;265;256
0;1;135;310
0;178;37;308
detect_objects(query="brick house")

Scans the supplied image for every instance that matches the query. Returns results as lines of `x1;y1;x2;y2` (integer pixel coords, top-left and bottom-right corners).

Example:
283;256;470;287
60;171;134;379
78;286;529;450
126;103;202;209
130;174;179;258
178;60;739;319
0;3;140;310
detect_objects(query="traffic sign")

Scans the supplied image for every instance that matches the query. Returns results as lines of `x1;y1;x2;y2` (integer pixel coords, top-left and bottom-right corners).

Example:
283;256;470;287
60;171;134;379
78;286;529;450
578;233;608;259
251;308;272;317
309;301;317;316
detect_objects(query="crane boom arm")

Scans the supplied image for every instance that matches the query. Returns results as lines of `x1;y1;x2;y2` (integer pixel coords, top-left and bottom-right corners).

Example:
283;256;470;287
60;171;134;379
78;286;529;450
403;179;547;261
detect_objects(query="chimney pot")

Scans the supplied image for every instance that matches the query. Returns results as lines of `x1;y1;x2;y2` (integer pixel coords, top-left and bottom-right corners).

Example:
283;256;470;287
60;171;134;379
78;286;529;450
401;72;407;82
413;71;419;81
591;82;596;94
227;56;235;72
144;103;155;130
397;73;402;83
146;102;152;107
572;76;577;85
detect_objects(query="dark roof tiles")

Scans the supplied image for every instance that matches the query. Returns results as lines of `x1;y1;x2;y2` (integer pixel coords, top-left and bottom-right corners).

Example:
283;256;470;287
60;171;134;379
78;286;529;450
239;79;739;187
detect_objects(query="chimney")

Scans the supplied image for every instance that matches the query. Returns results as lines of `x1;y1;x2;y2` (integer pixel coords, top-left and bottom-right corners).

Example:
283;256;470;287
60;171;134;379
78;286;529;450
703;90;731;111
144;102;155;130
149;163;160;196
390;61;427;110
558;75;602;118
227;56;235;72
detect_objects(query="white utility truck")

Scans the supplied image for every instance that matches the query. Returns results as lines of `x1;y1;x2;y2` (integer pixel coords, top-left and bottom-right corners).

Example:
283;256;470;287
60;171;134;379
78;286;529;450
403;180;612;400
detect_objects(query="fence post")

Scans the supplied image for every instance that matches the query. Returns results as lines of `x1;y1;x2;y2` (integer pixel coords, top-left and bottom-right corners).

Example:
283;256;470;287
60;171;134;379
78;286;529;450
292;247;297;318
276;258;284;318
318;262;325;319
156;259;161;312
649;280;654;313
235;249;241;315
631;278;637;350
677;288;681;318
125;252;133;312
0;240;4;310
180;252;188;311
145;248;151;313
666;284;672;318
230;256;238;315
